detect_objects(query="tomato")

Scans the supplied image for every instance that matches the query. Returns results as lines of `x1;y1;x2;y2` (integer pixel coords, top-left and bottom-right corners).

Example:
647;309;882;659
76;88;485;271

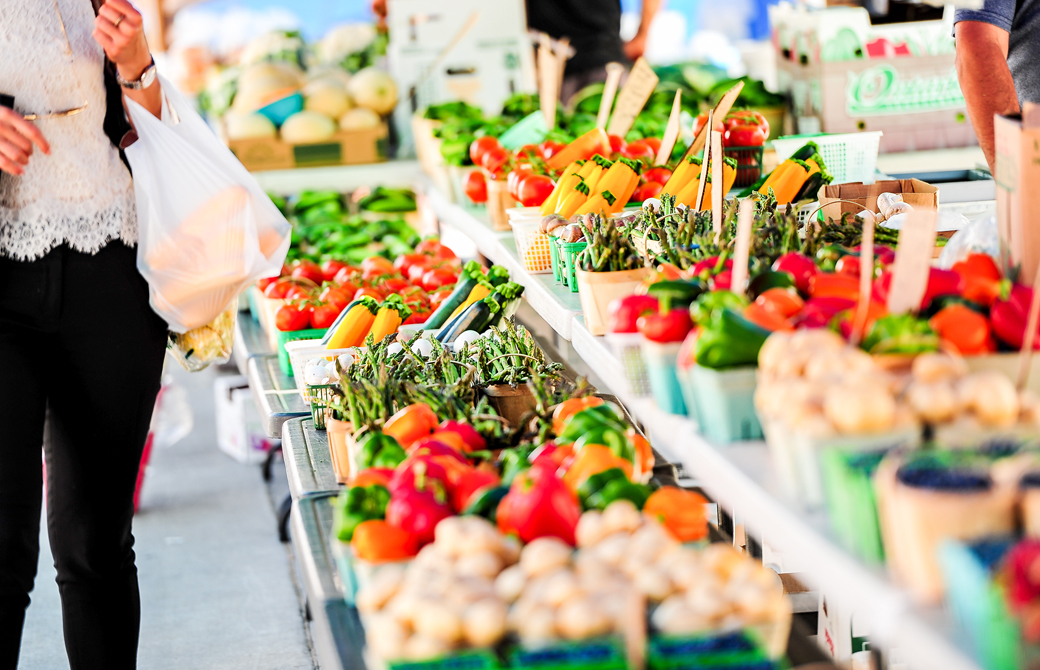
333;265;359;284
481;147;512;177
724;123;766;147
421;268;458;292
640;137;662;154
621;141;654;163
275;303;312;332
469;136;500;166
428;285;455;308
394;253;431;278
725;110;769;138
257;276;279;292
361;256;395;278
694;113;725;135
290;260;324;286
407;263;430;283
517;175;555;207
415;239;456;261
517;144;544;159
382;278;412;294
643;167;672;185
263;278;297;299
320;259;348;282
464;170;487;203
607;134;626;154
319;286;351;312
403;310;431;325
540;140;566;159
310;302;340;329
632;181;664;202
507;168;533;202
354;287;385;302
286;285;313;301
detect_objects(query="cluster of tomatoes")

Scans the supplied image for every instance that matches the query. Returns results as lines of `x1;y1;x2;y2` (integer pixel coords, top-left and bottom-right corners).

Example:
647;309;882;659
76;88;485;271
259;239;461;332
463;134;666;208
692;110;770;148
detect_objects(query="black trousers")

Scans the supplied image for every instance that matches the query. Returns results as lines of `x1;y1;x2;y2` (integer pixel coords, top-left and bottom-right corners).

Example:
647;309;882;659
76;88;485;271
0;242;167;669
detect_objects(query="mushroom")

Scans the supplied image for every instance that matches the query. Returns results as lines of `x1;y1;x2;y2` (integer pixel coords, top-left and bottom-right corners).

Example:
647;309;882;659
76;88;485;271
463;598;508;647
519;537;572;577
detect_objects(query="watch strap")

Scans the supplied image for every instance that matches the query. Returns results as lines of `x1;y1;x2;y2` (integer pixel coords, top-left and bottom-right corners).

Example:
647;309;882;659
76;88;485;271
117;59;156;90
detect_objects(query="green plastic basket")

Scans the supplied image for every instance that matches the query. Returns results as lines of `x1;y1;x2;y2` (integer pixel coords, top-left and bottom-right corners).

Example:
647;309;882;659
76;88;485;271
560;240;588;293
306;384;338;429
642;340;687;416
820;446;889;563
688;364;762;443
277;327;328;377
550;236;564;283
722;146;765;189
648;631;781;670
390;649;500;670
506;637;626;670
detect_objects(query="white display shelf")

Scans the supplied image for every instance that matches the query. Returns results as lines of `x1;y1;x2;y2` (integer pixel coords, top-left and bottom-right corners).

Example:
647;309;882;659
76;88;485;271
252;160;423;196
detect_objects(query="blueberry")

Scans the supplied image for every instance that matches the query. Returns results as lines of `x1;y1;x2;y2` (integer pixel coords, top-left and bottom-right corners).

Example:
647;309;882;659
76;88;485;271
896;464;991;491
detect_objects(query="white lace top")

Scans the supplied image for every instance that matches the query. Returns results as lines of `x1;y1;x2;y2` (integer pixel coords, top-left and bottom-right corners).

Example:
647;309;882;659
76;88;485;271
0;0;136;261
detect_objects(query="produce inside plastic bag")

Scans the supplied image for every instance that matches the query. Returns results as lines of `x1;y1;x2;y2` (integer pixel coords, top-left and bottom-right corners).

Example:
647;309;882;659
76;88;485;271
167;302;236;372
938;213;1001;269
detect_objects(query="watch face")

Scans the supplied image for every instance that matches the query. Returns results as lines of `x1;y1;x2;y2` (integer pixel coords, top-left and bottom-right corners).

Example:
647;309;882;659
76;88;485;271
143;67;157;88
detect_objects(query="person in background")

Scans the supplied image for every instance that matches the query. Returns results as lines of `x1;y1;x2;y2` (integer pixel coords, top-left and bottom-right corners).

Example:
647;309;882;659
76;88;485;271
954;0;1039;173
527;0;662;103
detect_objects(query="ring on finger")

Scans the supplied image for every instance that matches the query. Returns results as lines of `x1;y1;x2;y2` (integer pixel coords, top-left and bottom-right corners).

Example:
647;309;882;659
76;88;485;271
113;14;125;28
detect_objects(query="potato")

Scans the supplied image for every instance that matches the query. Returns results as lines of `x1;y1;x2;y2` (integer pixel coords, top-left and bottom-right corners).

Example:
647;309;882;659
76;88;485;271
911;352;967;383
520;537;572;577
455;551;504;580
823;382;896;434
516;605;557;646
463;598;508;647
403;634;453;661
413;601;463;643
556;597;613;640
365;612;410;659
601;499;643;535
494;565;526;603
907;381;960;423
356;564;405;613
575;510;610;548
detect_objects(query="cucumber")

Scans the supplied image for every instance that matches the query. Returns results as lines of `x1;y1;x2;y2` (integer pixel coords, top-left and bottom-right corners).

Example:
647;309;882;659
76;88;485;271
423;261;484;330
791;141;821;162
486;265;510;287
794;171;825;203
485;283;525;329
436;298;499;343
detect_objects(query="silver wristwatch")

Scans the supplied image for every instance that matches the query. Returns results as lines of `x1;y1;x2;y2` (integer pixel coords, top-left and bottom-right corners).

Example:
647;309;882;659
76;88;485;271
117;59;157;90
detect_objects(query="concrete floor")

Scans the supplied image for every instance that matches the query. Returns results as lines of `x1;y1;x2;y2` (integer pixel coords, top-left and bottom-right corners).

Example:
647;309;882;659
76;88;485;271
18;363;315;670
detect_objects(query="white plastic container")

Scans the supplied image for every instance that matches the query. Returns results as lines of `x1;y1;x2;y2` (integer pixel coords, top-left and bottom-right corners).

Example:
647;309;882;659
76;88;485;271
772;131;883;184
510;218;553;274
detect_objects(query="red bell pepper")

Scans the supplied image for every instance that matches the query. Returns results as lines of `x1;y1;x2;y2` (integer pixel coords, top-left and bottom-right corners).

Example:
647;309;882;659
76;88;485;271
772;252;817;294
497;461;581;545
608;294;660;334
992;284;1040;350
690;256;733;279
529;441;574;468
389;455;449;494
437;420;486;452
929;304;995;355
809;273;860;301
952;253;1006;307
872;268;964;309
794;296;856;329
451;469;501;513
407;438;470;463
385;461;452;545
637;308;694;343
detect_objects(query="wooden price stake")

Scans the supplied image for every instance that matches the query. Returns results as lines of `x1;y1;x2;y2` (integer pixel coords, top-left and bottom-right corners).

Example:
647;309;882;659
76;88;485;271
731;198;755;294
1017;257;1040;389
886;210;937;315
606;57;658;138
537;34;559;129
555;38;571;106
850;212;875;346
710;129;724;236
654;90;682;166
692;109;713;220
683;80;744;162
597;62;626;130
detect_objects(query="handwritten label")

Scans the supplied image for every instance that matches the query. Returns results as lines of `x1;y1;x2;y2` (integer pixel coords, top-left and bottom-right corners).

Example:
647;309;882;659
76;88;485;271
607;58;658;138
731;199;754;293
711;129;724;233
851;213;875;345
693;109;712;217
597;63;625;130
654;90;682;165
683;80;744;161
886;210;937;315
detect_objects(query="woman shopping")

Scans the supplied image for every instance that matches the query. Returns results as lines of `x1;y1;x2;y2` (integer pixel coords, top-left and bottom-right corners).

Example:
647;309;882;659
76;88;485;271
0;1;165;668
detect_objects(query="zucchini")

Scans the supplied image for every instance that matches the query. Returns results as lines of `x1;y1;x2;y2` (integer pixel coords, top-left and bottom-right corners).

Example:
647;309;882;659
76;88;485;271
794;171;825;203
485;282;525;329
436;297;500;343
423;261;484;330
487;265;510;287
791;141;821;162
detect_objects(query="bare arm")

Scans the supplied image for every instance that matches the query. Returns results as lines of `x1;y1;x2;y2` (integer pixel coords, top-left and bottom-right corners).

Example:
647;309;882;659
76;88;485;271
93;0;162;119
955;20;1019;173
624;0;664;61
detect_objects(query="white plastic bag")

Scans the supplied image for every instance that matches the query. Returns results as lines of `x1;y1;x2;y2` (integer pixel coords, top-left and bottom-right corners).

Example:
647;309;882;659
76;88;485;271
124;74;290;333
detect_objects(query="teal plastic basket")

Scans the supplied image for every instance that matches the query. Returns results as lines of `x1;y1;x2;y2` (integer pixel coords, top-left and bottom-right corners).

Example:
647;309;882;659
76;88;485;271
550;236;564;283
277;327;328;377
676;366;700;425
642;340;687;416
688;364;762;443
560;240;588;293
819;446;890;563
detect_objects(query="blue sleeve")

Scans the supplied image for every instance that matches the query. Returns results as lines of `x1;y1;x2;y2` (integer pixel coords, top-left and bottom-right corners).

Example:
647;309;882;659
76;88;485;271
954;0;1015;32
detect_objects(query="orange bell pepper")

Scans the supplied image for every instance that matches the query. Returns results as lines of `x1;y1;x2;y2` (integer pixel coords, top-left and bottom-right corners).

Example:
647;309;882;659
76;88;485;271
552;397;604;436
562;444;633;493
350;468;393;488
383;403;438;448
351;520;419;562
952;253;1005;307
755;287;804;318
808;272;860;301
929;304;996;355
547;128;611;171
643;487;708;542
626;429;655;481
743;302;794;332
426;430;468;453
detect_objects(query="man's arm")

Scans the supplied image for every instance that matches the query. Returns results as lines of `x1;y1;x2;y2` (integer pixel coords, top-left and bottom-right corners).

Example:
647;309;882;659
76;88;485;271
623;0;663;61
955;20;1019;173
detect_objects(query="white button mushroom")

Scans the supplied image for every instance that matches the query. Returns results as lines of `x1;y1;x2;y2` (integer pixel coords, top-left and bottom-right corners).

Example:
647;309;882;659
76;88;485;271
411;338;434;358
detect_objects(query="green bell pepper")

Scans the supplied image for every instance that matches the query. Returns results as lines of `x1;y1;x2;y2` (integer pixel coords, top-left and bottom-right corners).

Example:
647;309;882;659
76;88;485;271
747;270;795;300
814;244;854;273
647;279;707;311
463;484;510;520
557;405;627;442
333;484;390;542
500;445;535;485
577;467;626;507
356;432;407;471
573;427;635;463
690;290;748;327
587;479;651;511
861;314;940;355
693;308;771;369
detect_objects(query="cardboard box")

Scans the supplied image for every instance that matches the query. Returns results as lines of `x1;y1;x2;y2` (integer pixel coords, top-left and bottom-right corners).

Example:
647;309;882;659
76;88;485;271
994;104;1040;286
227;124;388;172
771;5;977;153
818;178;939;223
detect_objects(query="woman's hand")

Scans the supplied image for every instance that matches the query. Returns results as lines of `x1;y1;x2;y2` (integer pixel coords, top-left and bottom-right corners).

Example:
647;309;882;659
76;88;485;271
0;107;50;176
93;0;151;83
